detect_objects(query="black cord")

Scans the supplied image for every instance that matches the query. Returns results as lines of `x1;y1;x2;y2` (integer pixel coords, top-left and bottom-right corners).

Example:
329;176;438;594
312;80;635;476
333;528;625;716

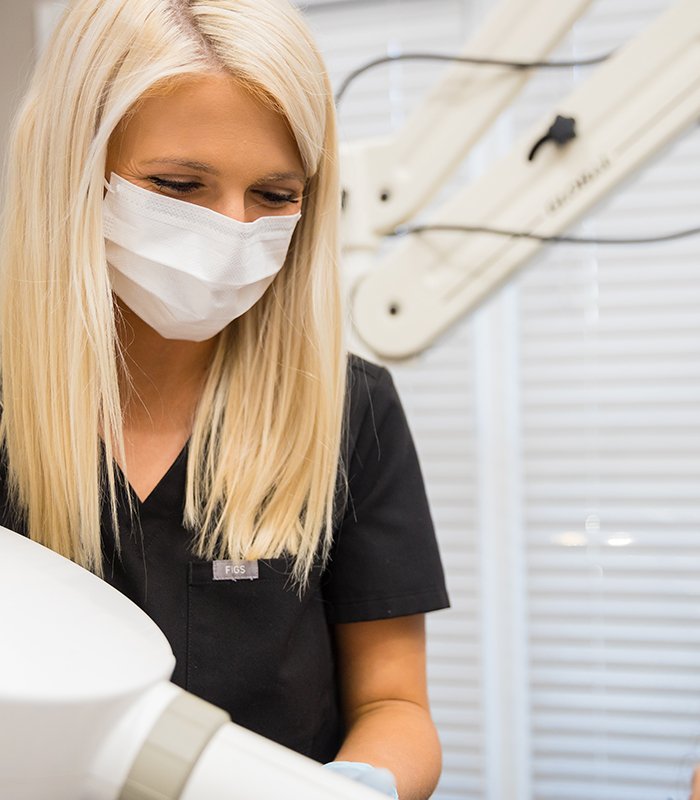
388;223;700;245
335;51;612;105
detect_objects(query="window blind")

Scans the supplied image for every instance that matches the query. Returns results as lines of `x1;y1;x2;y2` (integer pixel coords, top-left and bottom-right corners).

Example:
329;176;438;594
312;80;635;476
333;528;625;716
507;2;700;798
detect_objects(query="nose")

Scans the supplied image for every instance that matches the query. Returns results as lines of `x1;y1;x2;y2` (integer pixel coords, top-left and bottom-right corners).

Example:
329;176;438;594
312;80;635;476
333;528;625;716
214;193;247;223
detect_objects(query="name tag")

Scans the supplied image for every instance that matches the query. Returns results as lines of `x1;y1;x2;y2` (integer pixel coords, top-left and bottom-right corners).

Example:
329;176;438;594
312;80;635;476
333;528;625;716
212;559;259;581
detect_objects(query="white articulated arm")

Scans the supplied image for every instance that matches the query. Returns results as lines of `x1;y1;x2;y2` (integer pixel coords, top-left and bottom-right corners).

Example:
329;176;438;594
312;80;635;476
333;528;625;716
340;0;594;262
351;0;700;359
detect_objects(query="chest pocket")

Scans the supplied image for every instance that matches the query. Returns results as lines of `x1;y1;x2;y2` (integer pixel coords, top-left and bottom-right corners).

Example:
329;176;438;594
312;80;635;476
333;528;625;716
185;556;339;758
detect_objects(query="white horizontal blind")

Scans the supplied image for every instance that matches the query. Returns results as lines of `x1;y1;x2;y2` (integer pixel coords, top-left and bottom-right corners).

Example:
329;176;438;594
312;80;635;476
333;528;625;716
511;1;700;798
301;3;484;798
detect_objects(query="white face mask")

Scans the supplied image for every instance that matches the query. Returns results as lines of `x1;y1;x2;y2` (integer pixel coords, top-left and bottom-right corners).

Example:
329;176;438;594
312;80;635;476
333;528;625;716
102;173;301;341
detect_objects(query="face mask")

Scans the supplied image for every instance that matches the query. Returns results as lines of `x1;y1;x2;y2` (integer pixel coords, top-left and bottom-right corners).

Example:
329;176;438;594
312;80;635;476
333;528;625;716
102;173;301;341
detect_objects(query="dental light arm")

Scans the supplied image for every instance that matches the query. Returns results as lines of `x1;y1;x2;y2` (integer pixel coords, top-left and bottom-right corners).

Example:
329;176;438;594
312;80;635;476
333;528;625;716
345;0;700;358
0;527;386;800
341;0;594;253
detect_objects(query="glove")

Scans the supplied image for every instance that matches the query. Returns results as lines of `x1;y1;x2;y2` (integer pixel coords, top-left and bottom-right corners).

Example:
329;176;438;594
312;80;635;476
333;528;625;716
323;761;399;798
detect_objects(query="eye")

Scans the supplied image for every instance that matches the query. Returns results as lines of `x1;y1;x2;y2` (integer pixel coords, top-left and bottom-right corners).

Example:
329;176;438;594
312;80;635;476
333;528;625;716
148;176;203;195
251;189;301;208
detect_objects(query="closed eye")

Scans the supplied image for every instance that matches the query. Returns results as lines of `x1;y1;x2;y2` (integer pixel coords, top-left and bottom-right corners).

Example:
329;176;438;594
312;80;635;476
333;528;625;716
252;189;301;207
148;176;203;195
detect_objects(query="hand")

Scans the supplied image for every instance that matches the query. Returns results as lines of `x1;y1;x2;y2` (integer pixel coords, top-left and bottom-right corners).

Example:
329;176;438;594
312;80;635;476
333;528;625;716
323;761;399;798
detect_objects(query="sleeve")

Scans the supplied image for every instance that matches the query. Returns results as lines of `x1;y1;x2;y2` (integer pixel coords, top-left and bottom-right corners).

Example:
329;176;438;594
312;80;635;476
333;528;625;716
322;363;450;624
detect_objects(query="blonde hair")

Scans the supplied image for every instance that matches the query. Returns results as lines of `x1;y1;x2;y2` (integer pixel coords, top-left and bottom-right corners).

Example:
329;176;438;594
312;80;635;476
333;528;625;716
0;0;345;584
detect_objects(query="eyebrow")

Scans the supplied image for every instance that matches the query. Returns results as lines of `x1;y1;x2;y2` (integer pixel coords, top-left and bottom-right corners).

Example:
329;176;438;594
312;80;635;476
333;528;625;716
142;158;306;184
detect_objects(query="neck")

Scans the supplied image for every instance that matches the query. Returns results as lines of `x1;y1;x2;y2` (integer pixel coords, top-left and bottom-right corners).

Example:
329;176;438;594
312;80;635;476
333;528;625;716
116;301;218;433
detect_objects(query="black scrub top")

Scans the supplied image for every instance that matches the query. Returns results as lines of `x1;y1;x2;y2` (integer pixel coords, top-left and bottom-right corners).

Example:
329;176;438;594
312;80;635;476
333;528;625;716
2;355;449;763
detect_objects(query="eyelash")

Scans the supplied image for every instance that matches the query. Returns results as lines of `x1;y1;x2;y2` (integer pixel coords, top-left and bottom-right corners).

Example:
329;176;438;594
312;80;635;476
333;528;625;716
148;177;300;206
255;191;301;207
149;177;202;195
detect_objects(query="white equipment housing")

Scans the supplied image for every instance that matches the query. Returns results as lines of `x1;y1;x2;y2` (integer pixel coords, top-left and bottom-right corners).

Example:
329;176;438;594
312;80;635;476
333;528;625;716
0;527;384;800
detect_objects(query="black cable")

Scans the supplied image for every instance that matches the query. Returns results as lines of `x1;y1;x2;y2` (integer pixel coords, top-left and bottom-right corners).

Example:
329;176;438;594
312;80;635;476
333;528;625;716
335;51;612;105
388;223;700;245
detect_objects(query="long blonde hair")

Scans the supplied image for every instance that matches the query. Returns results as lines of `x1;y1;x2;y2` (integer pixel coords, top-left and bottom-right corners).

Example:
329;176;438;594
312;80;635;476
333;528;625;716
0;0;345;584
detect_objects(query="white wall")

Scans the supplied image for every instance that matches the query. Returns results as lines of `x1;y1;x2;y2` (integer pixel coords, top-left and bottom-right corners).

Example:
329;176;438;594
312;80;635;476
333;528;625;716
0;0;36;169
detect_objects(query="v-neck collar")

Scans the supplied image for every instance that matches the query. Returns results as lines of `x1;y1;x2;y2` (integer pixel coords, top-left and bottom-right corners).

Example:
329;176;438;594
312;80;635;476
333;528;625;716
110;440;190;515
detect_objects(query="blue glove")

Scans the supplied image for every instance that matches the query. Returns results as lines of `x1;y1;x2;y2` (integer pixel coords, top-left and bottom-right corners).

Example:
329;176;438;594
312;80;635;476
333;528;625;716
323;761;399;798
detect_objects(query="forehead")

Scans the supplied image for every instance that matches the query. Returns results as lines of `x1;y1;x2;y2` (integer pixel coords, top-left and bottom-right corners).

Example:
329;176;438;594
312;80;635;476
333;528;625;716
109;73;305;182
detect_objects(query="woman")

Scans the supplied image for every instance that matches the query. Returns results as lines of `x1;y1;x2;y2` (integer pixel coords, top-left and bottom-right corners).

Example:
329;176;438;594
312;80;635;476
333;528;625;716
0;1;449;798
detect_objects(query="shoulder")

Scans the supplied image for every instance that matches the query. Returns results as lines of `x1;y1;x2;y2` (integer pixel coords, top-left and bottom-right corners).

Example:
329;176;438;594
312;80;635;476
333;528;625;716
347;352;389;388
346;353;396;422
327;357;450;621
343;352;415;474
344;353;400;452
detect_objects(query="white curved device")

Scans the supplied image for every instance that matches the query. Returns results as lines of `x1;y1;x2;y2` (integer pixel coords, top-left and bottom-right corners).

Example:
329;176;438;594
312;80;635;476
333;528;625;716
0;526;384;800
343;0;700;358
